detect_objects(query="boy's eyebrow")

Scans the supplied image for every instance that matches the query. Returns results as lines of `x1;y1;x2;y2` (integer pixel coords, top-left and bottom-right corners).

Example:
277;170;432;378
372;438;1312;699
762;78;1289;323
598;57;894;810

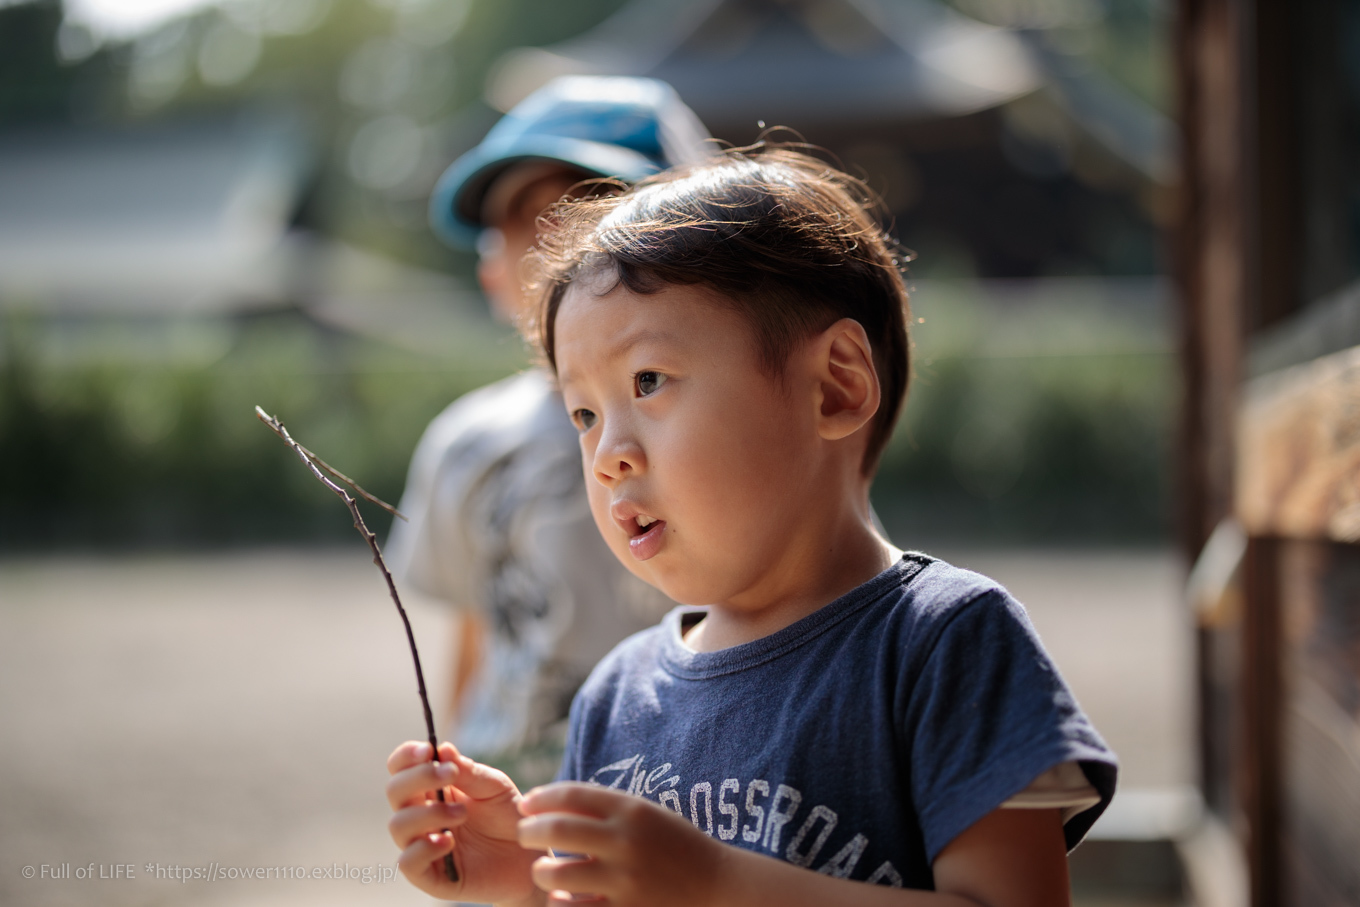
558;325;684;387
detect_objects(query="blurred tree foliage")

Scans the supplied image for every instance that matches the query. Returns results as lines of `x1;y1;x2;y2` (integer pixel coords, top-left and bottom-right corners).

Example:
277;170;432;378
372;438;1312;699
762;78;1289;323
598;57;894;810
945;0;1171;110
107;0;630;272
0;0;633;268
0;0;115;122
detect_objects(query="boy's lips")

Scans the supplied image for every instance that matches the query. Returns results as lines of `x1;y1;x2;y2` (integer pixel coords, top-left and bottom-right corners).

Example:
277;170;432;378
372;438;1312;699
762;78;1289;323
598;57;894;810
610;501;666;561
628;520;666;561
610;500;654;535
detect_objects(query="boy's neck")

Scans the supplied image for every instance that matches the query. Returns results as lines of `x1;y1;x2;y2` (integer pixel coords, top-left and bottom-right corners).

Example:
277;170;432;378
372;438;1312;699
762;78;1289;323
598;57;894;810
681;502;901;653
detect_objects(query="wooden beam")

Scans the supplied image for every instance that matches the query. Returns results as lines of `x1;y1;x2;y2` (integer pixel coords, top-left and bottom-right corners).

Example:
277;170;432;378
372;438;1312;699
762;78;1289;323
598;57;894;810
1238;344;1360;542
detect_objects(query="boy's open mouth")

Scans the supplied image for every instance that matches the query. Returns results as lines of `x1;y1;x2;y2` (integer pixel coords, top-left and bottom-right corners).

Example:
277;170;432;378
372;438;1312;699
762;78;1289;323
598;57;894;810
611;503;665;559
627;517;666;560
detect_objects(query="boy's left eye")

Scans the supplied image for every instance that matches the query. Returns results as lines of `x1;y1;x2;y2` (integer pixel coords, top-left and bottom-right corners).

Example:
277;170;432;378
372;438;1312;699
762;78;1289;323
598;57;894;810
635;371;667;397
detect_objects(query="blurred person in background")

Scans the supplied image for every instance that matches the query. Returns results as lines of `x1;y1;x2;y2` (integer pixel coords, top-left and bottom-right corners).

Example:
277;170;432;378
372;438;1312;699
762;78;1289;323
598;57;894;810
387;76;714;788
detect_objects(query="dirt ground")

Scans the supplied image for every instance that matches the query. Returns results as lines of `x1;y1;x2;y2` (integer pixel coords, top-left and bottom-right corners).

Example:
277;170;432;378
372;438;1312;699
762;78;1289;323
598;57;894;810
0;546;1190;907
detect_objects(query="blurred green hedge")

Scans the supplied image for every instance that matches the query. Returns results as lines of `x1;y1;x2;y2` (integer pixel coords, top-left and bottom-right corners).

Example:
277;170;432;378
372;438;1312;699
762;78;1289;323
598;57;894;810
0;288;1174;551
875;283;1174;545
0;309;525;549
875;349;1172;546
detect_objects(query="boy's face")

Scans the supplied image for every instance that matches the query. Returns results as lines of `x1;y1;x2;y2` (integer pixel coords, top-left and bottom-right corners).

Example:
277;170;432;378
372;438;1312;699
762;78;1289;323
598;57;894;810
476;166;585;323
555;278;826;608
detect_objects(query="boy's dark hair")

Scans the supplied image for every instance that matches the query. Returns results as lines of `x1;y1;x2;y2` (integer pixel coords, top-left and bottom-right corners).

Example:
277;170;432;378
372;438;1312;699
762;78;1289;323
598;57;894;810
527;145;911;475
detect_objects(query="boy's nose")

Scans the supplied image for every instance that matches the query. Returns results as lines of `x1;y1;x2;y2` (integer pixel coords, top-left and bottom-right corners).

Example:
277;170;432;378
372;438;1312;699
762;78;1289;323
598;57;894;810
591;425;646;485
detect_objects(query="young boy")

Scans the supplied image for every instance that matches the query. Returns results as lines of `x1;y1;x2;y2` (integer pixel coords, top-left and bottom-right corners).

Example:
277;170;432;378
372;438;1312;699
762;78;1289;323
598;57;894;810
384;147;1117;906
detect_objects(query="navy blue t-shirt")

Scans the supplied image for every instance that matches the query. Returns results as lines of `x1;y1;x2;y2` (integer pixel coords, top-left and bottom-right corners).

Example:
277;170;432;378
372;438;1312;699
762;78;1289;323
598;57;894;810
557;553;1117;890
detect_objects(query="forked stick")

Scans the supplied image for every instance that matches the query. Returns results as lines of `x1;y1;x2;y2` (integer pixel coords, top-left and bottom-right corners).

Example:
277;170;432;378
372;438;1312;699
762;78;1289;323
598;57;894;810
255;406;458;884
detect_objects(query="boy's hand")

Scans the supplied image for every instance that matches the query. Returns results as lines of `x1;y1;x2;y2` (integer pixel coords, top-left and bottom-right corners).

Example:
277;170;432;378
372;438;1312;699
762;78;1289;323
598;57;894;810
386;741;542;905
516;784;1069;907
517;782;729;906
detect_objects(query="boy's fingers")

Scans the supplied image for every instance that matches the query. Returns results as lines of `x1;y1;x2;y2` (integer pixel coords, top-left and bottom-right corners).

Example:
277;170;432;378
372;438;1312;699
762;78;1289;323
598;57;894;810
386;741;466;776
548;890;607;904
388;802;468;848
520;781;631;817
531;854;611;901
386;756;518;814
442;754;520;802
397;832;459;891
385;760;459;811
387;740;433;775
517;813;617;856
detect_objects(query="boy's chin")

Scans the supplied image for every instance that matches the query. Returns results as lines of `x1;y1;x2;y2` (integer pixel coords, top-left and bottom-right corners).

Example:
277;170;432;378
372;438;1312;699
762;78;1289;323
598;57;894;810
606;534;760;606
618;557;709;606
643;574;731;610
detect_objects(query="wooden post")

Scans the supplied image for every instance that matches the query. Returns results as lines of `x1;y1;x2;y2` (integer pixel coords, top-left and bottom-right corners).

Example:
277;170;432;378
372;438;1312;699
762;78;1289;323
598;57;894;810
1173;4;1252;884
1174;0;1248;563
1241;536;1281;907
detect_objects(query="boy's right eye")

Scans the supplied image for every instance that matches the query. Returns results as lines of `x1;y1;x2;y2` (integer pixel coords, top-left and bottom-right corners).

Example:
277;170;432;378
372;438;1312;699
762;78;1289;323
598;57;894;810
571;408;597;432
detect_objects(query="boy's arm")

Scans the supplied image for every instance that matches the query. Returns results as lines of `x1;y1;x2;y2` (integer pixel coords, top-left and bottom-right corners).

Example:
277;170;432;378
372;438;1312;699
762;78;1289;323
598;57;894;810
446;610;486;728
517;784;1070;907
385;741;545;907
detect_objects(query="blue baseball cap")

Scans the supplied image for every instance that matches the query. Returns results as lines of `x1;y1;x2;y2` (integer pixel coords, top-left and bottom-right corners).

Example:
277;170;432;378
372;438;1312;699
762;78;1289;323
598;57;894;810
429;76;712;249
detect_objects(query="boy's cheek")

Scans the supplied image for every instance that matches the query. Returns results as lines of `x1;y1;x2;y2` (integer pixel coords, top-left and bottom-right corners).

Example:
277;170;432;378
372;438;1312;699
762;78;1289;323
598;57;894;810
585;490;636;568
578;437;609;492
585;487;611;536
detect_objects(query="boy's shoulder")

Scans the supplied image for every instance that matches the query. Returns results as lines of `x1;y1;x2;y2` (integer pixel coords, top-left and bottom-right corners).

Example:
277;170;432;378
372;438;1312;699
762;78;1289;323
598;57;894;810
421;368;569;450
402;368;577;495
890;552;1035;639
893;551;1014;615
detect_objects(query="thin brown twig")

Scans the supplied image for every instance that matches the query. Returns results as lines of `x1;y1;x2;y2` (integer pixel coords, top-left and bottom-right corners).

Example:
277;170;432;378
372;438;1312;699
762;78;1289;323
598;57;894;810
295;443;408;522
254;405;457;884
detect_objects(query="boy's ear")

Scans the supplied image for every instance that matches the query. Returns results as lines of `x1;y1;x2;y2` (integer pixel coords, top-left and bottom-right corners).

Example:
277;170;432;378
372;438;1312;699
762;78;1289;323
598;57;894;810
811;318;881;443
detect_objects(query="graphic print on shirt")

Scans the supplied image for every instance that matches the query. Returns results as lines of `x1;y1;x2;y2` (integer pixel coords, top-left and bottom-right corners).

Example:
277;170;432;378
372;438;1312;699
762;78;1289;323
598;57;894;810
587;754;905;887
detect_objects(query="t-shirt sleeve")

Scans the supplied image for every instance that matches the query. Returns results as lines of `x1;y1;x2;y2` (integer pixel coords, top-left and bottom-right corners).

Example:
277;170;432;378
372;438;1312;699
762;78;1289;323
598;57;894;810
900;588;1117;861
1001;760;1102;821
